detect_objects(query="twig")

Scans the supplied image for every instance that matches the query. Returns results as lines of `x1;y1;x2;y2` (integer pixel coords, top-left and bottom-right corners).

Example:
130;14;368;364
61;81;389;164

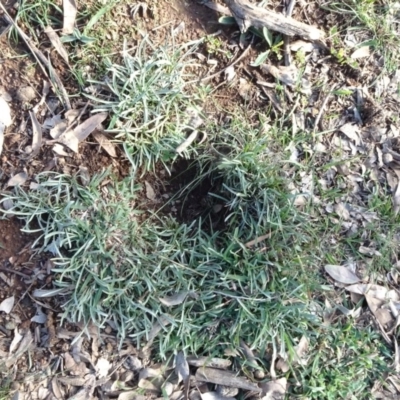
0;3;71;110
200;40;253;83
314;83;337;133
283;0;296;67
0;267;31;279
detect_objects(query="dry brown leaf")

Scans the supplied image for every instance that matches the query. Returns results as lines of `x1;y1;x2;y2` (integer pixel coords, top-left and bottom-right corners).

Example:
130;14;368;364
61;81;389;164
92;130;117;157
261;378;287;400
261;64;298;87
51;378;64;399
351;46;370;59
160;291;188;307
57;113;108;152
294;336;309;364
53;143;70;156
0;97;12;156
62;0;77;35
145;181;156;201
57;376;87;386
176;130;199;154
9;328;23;353
31;307;47;324
6;172;28;187
244;233;271;248
393;182;400;216
365;294;394;328
187;356;231;369
28;111;42;159
138;378;163;391
359;246;381;257
346;284;399;301
175;351;190;400
195;367;261;392
334;203;350;220
324;265;360;284
50;120;68;139
339;123;361;145
44;26;69;63
118;392;147;400
0;295;14;314
261;378;287;399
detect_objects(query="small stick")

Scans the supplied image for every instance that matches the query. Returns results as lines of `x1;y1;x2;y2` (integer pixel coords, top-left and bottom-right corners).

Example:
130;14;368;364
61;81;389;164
200;41;253;83
314;83;337;133
283;0;296;67
0;3;71;110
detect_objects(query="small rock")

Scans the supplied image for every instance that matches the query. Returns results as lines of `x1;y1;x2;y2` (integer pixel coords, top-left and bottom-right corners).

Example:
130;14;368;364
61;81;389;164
16;86;36;102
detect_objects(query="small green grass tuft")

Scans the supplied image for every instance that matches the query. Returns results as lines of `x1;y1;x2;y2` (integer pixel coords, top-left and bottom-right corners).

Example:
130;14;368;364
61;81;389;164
323;0;400;72
86;36;204;171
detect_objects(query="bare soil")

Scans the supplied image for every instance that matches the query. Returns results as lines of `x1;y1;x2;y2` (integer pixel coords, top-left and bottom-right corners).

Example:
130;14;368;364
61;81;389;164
1;0;399;397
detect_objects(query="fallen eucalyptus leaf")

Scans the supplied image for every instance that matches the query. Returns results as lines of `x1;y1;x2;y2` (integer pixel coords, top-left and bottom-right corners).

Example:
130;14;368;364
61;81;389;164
261;64;298;87
0;295;14;314
187;356;231;369
346;284;399;301
339;123;361;145
144;181;156;201
261;378;287;399
44;26;69;63
195;367;261;392
28;111;43;159
393;181;400;216
9;329;23;354
0;97;12;155
159;291;188;307
351;46;370;59
92;130;117;157
324;264;360;284
6;172;28;187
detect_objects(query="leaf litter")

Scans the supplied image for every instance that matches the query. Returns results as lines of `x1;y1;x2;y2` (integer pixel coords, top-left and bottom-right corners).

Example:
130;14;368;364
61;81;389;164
1;0;400;397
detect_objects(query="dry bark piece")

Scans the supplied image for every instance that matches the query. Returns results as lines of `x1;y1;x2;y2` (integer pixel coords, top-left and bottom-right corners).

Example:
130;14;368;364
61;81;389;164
222;0;324;40
195;367;261;392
